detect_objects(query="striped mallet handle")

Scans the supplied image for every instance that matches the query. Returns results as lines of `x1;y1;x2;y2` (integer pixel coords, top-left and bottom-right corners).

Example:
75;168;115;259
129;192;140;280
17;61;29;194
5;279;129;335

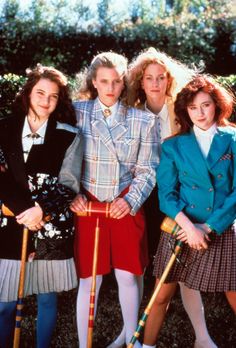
87;218;100;348
127;216;182;348
76;201;111;218
13;225;29;348
1;204;50;348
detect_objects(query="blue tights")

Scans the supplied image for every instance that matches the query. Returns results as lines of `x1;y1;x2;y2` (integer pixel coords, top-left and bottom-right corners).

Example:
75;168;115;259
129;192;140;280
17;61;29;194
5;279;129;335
36;292;57;348
0;301;16;348
0;292;57;348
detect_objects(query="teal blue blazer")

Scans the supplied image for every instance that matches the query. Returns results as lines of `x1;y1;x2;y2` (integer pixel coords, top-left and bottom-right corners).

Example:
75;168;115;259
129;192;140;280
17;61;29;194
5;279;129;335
157;126;236;234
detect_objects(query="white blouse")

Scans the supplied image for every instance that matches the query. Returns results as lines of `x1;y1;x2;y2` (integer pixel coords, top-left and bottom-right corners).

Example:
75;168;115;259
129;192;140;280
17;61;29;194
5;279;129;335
144;102;171;142
22;117;48;162
193;123;217;158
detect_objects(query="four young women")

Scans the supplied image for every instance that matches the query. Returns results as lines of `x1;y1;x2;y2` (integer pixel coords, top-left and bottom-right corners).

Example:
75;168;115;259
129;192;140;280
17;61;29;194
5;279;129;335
0;48;235;348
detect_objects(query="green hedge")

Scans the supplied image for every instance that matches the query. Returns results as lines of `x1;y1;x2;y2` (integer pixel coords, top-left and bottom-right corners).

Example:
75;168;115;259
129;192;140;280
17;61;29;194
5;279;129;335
0;73;235;121
0;1;235;76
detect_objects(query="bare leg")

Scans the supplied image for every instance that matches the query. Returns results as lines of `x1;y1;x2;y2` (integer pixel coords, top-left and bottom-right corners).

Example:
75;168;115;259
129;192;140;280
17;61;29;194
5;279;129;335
143;279;177;346
225;291;236;314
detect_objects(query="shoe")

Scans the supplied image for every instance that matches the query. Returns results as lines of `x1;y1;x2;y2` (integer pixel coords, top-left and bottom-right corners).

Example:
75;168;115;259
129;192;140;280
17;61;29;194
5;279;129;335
106;342;124;348
194;339;218;348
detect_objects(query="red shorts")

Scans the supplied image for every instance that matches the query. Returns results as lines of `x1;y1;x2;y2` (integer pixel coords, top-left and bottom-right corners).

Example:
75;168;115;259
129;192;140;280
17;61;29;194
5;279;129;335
74;191;148;278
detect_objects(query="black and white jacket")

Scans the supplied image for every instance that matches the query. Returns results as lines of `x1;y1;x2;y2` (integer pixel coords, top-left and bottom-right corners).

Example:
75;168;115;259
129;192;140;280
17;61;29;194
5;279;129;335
0;114;83;260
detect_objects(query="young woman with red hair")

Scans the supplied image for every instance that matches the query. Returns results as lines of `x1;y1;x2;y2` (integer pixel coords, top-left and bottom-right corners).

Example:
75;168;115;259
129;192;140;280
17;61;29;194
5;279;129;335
143;75;236;348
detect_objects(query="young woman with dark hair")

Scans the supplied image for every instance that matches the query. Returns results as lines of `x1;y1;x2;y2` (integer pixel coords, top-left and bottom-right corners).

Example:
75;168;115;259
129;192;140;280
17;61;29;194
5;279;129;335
0;64;83;348
142;75;236;348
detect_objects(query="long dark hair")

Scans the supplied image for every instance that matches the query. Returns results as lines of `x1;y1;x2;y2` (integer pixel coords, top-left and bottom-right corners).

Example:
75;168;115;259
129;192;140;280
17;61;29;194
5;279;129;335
174;75;235;133
12;64;76;126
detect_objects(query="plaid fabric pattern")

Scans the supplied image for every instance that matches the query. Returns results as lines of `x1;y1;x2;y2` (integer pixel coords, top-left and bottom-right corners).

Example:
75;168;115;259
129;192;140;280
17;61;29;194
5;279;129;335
219;153;234;161
0;147;5;164
74;99;158;214
153;223;236;292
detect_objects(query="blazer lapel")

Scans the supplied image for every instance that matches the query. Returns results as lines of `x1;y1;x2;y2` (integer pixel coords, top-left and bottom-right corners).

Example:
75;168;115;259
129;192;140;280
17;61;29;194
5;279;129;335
179;132;212;184
91;99;117;157
109;103;128;141
7;115;29;189
206;129;232;169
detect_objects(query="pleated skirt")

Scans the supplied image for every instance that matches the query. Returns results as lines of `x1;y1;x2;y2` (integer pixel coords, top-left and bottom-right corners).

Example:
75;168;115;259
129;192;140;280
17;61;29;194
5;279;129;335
0;258;78;302
153;223;236;292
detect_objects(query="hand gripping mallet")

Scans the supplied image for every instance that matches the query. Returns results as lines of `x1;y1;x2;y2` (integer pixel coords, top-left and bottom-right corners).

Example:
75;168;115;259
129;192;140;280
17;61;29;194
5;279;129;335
2;204;50;348
1;204;29;348
76;202;111;348
127;216;183;348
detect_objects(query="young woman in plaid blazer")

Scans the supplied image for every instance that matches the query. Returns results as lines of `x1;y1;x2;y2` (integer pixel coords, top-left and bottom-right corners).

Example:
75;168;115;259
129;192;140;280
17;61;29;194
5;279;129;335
69;52;158;348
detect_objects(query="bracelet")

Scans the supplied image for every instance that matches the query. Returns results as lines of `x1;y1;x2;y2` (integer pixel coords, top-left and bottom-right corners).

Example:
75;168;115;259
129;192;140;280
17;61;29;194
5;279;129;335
204;223;213;234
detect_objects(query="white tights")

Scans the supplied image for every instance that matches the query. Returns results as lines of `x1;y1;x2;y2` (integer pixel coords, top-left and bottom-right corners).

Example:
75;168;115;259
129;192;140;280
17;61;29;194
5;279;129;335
110;279;216;348
76;269;142;348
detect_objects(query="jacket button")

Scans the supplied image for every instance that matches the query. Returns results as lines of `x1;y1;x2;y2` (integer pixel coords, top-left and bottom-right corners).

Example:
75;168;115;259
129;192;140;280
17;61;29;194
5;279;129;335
208;187;213;192
90;178;96;184
112;179;117;185
183;171;187;176
192;185;198;190
217;174;223;179
190;204;195;209
206;207;212;211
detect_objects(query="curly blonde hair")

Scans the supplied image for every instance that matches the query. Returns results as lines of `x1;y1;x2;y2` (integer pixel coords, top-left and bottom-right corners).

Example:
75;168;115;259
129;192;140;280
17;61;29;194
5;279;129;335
127;47;196;107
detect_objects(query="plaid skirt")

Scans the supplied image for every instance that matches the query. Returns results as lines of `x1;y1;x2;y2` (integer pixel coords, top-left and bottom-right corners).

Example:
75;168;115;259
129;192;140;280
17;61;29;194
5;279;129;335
0;258;78;302
153;223;236;292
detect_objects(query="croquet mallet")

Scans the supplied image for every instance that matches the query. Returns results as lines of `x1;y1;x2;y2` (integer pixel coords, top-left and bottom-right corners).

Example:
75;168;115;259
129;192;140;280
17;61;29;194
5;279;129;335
1;204;29;348
2;204;50;348
127;216;183;348
76;202;111;348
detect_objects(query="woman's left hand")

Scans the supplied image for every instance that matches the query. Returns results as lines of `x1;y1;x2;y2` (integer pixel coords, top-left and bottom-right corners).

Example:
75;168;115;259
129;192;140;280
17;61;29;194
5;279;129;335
110;198;131;219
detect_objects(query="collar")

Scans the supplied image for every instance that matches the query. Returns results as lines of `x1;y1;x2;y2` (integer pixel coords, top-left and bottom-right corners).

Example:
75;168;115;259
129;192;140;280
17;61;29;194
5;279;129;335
22;116;48;138
144;102;168;121
193;123;217;137
98;99;119;118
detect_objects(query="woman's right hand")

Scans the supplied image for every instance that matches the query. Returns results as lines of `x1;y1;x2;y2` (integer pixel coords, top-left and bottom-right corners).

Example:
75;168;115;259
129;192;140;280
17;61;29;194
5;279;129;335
70;193;87;213
177;225;208;250
16;205;44;230
175;212;208;250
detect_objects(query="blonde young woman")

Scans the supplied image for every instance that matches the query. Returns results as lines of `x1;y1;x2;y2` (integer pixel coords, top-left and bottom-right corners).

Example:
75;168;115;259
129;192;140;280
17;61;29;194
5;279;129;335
65;51;158;348
108;49;217;348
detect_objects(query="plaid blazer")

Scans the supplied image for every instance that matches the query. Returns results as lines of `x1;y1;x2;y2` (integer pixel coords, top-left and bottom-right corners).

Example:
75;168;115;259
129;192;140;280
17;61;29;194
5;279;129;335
73;98;158;215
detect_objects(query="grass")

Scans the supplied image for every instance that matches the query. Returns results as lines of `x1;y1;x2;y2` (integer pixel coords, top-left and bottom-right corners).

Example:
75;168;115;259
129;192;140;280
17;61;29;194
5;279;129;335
20;268;236;348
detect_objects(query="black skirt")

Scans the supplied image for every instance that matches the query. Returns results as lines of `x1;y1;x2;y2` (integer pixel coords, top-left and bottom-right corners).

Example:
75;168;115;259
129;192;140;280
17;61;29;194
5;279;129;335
153;223;236;292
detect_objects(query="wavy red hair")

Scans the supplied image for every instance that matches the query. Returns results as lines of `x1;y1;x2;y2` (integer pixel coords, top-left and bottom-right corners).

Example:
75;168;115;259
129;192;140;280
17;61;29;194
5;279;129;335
174;75;235;133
